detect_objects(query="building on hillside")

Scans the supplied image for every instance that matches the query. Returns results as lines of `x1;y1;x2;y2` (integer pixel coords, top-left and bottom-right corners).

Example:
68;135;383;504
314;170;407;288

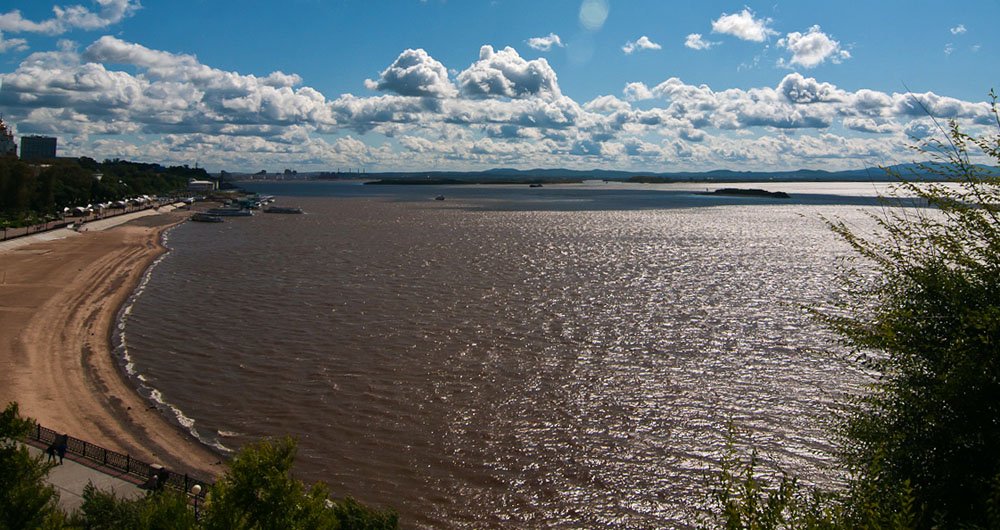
0;117;16;158
187;179;217;192
20;135;57;160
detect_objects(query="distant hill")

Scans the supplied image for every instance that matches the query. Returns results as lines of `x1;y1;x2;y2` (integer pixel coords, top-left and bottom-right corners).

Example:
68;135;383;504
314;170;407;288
244;164;996;183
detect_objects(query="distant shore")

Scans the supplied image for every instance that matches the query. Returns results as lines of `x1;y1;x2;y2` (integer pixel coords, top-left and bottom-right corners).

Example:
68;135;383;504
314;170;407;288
364;178;583;185
0;209;221;479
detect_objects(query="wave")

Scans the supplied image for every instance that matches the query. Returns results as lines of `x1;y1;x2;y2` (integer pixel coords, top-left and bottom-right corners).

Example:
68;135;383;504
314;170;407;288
113;222;233;455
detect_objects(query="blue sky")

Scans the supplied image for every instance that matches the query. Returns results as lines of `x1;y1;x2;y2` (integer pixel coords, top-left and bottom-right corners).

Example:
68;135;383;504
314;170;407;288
0;0;997;172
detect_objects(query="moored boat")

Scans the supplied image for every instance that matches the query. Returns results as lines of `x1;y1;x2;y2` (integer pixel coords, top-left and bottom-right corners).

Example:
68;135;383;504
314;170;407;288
190;213;224;223
263;206;304;214
206;207;253;217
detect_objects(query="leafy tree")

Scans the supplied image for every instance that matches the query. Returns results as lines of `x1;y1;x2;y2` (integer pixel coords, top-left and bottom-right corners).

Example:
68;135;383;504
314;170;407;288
820;96;1000;527
201;437;397;530
1;404;397;529
73;484;195;530
703;93;1000;528
0;403;63;530
67;436;398;530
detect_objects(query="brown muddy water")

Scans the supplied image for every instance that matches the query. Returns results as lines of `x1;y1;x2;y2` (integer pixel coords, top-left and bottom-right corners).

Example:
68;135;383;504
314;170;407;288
119;182;876;528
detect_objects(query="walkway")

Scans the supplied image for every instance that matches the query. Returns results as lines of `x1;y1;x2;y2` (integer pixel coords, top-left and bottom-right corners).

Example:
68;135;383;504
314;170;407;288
23;443;145;513
0;203;184;253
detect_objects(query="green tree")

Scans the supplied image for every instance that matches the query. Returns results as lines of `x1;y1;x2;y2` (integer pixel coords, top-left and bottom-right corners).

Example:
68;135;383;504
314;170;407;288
703;94;1000;528
820;96;1000;527
70;436;398;530
74;484;195;530
200;437;397;530
0;403;64;530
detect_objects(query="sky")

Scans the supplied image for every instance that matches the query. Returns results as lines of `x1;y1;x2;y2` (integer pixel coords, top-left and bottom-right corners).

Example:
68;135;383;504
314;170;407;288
0;0;997;173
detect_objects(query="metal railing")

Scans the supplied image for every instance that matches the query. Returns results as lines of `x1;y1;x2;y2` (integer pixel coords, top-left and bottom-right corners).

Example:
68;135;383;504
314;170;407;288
29;423;210;498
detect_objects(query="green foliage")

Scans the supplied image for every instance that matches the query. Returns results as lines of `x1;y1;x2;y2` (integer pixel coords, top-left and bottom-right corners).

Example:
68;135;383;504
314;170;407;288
0;403;63;530
820;94;1000;528
73;484;195;530
704;92;1000;529
1;404;396;529
700;426;841;530
201;437;397;530
0;157;205;225
326;498;399;530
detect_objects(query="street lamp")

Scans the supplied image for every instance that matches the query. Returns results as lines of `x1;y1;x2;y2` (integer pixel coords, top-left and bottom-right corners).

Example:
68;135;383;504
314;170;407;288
191;484;202;520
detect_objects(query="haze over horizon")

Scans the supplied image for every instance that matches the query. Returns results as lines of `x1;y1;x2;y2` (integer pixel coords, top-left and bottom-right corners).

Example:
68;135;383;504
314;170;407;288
0;0;996;173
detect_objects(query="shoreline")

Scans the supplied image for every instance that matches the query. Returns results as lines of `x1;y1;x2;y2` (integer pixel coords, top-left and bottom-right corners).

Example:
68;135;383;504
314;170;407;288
0;209;222;479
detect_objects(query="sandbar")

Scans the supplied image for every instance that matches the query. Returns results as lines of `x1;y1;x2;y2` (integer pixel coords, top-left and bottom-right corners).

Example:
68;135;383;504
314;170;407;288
0;209;221;478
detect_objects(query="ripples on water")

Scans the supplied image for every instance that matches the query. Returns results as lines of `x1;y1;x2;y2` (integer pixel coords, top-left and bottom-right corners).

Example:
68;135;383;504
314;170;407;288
124;188;871;528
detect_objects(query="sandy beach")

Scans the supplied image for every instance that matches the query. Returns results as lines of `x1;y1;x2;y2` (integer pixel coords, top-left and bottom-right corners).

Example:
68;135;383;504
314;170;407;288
0;210;221;479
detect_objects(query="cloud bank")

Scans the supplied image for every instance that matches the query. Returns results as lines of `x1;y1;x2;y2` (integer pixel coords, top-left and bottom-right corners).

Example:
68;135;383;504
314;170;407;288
0;37;992;172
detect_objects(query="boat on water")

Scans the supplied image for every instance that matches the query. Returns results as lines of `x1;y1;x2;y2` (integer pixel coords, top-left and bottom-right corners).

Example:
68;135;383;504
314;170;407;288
206;207;253;217
263;206;304;214
190;213;224;223
435;195;445;201
529;183;543;188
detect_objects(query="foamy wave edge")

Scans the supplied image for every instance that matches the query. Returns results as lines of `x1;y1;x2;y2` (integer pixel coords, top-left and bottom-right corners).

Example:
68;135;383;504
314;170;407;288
113;222;233;455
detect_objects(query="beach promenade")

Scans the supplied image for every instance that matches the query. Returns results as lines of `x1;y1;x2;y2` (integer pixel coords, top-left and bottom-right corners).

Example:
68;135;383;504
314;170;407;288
0;203;185;253
0;204;222;483
23;443;145;513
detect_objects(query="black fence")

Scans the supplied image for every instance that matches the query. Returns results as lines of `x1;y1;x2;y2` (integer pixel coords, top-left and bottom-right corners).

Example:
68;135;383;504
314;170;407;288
29;423;210;498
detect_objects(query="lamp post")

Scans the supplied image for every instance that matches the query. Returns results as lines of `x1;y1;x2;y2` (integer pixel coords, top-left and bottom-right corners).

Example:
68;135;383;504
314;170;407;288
191;484;202;520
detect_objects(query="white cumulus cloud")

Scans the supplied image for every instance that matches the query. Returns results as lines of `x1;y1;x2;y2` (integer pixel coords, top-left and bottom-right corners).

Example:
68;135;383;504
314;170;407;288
711;8;777;42
684;33;718;50
622;82;654;101
777;73;846;103
777;26;850;68
622;36;661;54
950;24;966;35
526;33;564;52
0;0;140;35
457;45;561;100
364;48;457;98
0;31;28;53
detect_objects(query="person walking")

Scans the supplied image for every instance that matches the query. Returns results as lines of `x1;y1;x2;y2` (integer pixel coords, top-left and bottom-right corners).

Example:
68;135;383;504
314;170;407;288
55;434;68;464
45;440;58;463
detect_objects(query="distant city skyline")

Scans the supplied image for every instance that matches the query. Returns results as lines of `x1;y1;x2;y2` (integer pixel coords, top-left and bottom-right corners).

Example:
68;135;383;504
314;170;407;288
0;0;997;172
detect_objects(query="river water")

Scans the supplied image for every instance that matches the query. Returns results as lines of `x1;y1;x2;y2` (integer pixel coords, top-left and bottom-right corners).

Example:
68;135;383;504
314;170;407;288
121;181;880;528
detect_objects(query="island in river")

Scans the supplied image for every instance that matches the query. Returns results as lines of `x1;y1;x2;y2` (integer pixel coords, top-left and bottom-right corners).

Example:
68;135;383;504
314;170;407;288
702;188;791;199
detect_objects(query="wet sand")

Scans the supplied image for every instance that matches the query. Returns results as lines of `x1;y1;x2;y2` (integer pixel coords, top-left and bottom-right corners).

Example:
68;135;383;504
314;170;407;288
0;210;221;479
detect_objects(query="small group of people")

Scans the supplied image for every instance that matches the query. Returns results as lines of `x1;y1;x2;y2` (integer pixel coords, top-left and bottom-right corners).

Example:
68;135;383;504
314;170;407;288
45;433;69;464
141;464;171;491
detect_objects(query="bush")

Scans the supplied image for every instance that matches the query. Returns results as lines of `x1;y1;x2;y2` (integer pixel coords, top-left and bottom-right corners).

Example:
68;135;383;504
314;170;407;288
202;437;397;530
822;97;1000;528
75;484;195;530
0;403;63;530
0;403;397;529
703;92;1000;528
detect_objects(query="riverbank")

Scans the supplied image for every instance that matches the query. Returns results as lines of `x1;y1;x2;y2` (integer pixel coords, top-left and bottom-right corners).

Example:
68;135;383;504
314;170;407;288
0;208;221;479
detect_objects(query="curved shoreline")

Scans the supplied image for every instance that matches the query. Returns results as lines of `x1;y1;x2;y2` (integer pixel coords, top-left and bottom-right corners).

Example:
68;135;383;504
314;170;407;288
0;210;222;479
113;222;233;456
